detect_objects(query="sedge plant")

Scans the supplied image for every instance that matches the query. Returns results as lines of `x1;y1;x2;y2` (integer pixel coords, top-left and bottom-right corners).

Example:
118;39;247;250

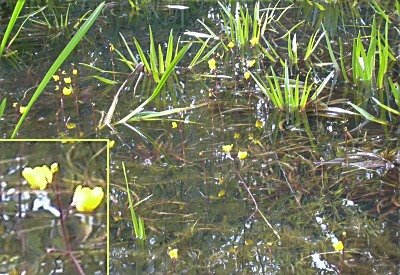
252;60;334;113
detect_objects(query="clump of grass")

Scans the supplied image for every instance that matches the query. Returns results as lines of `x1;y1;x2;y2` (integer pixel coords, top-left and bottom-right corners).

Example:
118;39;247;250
351;17;395;90
252;61;334;113
117;26;183;83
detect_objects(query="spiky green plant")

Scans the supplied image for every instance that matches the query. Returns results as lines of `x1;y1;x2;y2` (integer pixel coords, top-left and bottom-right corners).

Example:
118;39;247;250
252;61;334;113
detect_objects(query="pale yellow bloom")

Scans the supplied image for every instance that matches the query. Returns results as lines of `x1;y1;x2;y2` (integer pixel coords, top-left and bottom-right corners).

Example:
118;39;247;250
227;41;235;48
333;241;344;251
238;151;248;160
63;77;72;84
55;85;60;91
22;164;57;190
255;119;263;129
218;189;225;198
168;248;178;260
72;69;78;75
234;132;241;139
66;122;76;129
72;185;104;212
246;59;256;68
108;140;115;148
244;71;251;79
50;162;58;173
222;144;233;153
171;121;178;128
19;106;27;114
208;58;216;71
63;87;73;96
52;74;60;81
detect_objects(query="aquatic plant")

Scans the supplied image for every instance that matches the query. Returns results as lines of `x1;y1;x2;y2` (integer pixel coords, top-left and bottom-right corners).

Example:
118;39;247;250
0;98;6;120
0;0;26;57
351;17;395;90
252;61;334;112
117;27;183;83
11;2;106;138
122;162;146;240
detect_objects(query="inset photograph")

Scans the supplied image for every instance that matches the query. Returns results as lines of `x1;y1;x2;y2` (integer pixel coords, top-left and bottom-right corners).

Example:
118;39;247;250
0;140;108;274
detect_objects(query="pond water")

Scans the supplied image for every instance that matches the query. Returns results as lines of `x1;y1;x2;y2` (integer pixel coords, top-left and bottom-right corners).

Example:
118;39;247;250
0;0;399;274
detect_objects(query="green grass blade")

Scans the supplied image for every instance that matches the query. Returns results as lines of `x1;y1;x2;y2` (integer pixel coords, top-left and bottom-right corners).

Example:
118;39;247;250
0;0;26;57
348;102;387;125
133;37;151;73
372;97;400;116
11;2;105;138
119;32;138;64
122;162;141;239
165;30;174;69
0;98;7;119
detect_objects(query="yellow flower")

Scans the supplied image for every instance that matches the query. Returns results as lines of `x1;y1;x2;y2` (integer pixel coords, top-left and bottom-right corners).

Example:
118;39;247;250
19;106;27;114
72;185;104;213
66;122;76;129
171;121;178;128
244;71;251;79
50;162;59;173
208;58;216;71
333;241;344;251
22;164;56;190
238;151;248;160
255;119;263;129
52;74;60;81
250;36;259;47
55;85;60;91
109;43;115;51
227;41;235;48
63;77;72;84
218;189;225;198
108;140;115;148
234;132;241;139
168;248;178;260
72;69;78;75
248;133;254;140
63;87;73;96
246;59;256;68
222;144;233;153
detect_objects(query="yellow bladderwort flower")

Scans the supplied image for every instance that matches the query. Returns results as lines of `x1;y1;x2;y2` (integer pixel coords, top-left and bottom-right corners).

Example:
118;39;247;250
255;119;263;129
234;132;241;139
218;189;225;198
238;151;248;160
246;59;256;68
222;144;233;153
108;140;115;148
63;77;72;84
208;58;216;71
171;121;178;128
63;87;73;96
19;106;27;114
227;41;235;48
250;36;259;47
66;122;76;129
333;241;344;251
22;163;58;190
244;71;251;80
72;69;78;75
72;185;104;213
168;248;178;260
52;74;60;81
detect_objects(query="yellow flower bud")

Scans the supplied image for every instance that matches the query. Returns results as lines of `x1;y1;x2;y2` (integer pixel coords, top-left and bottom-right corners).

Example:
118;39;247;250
72;69;78;75
246;59;256;68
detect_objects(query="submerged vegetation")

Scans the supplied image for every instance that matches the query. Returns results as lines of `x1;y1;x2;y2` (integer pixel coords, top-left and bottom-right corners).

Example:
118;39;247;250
0;0;399;273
